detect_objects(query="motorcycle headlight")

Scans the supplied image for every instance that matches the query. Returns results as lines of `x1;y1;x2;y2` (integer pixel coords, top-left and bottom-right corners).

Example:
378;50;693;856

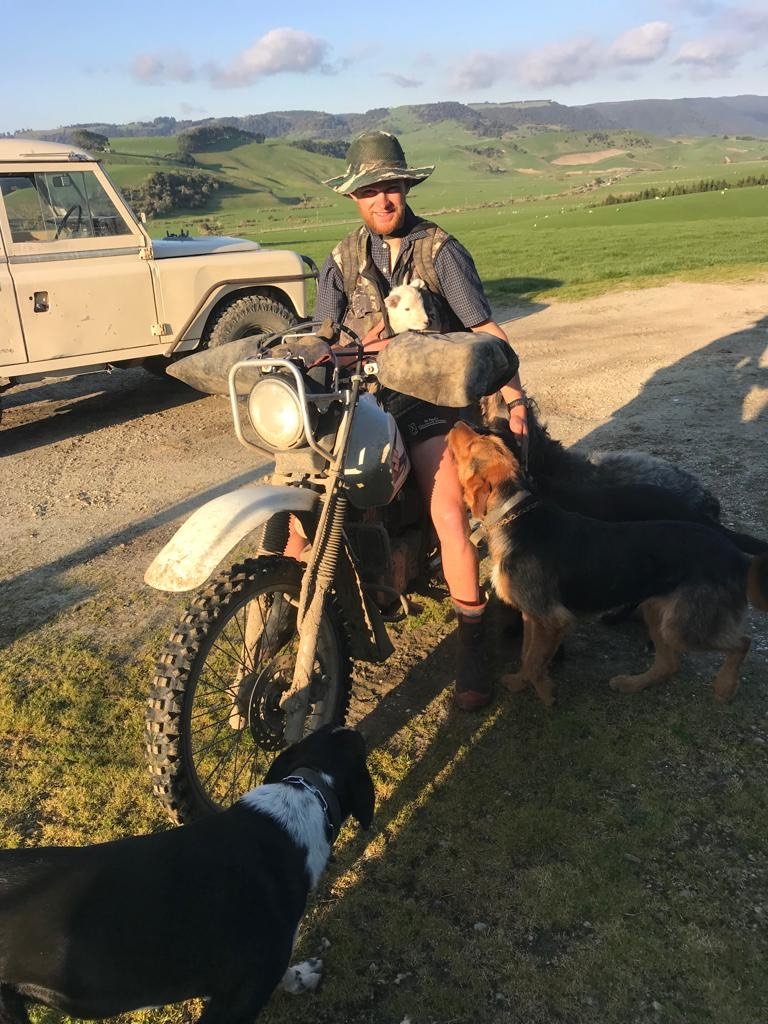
247;376;307;450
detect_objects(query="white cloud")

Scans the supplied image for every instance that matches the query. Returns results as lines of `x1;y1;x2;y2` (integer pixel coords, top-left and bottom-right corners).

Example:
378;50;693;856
517;37;603;87
673;34;749;74
451;51;509;90
718;4;768;33
131;28;333;89
131;53;196;85
451;22;674;93
212;28;331;86
413;14;763;97
609;22;672;63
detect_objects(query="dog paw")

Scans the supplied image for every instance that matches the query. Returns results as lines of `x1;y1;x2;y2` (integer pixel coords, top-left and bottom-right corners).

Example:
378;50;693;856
501;672;528;693
282;958;323;995
534;685;556;708
609;674;639;693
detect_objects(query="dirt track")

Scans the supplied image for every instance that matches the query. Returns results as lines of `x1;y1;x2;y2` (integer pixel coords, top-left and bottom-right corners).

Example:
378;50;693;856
2;278;767;659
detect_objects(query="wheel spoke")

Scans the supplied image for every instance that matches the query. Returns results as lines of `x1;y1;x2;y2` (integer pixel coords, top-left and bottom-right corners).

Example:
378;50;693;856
197;731;243;790
188;700;235;724
190;712;234;754
197;657;244;694
211;616;250;670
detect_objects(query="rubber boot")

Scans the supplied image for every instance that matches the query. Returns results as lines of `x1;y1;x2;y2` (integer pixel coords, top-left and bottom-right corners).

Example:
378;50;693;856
454;612;493;711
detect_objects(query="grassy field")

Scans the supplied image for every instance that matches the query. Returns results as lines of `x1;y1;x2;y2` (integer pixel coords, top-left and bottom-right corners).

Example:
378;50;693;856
100;123;768;302
2;595;767;1024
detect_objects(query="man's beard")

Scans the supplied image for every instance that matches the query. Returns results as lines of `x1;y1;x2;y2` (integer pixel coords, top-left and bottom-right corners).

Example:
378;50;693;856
361;204;406;237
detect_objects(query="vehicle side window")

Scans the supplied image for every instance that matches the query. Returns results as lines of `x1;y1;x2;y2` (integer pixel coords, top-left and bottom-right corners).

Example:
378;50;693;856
0;175;47;241
0;171;133;243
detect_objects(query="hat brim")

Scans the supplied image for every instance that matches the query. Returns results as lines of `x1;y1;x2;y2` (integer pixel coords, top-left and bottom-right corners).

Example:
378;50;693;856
323;165;434;196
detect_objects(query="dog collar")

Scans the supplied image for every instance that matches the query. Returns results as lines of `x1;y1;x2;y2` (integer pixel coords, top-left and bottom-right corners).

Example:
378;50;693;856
483;490;538;529
282;769;342;844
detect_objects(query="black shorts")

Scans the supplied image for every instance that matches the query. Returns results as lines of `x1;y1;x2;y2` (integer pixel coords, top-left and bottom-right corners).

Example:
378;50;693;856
382;389;464;445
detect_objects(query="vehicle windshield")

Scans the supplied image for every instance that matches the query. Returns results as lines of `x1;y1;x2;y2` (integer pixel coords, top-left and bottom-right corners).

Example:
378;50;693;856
0;169;133;242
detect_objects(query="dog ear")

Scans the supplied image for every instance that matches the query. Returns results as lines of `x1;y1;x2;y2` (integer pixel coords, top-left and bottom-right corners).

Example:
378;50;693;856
333;728;375;829
349;765;376;829
465;475;492;518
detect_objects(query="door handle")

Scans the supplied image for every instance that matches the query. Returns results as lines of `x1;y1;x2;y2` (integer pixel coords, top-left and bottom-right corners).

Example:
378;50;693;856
32;291;49;313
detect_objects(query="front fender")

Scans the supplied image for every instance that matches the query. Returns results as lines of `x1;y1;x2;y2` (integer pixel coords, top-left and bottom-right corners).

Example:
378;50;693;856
145;484;319;593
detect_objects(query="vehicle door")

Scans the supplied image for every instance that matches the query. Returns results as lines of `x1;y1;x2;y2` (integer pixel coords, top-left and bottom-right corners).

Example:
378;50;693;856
0;214;26;367
0;165;158;364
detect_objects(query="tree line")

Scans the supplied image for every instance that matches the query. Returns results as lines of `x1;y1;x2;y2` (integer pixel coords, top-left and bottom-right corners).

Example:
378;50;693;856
600;174;768;206
122;172;220;217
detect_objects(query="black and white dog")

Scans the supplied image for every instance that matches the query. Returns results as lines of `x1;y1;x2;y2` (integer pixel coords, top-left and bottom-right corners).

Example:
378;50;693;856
0;726;375;1024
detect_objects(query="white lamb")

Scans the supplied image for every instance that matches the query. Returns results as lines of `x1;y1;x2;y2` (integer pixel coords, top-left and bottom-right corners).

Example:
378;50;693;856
384;279;430;333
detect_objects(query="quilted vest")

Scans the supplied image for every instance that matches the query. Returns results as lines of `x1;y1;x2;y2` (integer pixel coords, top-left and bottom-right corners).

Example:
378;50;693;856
331;220;464;339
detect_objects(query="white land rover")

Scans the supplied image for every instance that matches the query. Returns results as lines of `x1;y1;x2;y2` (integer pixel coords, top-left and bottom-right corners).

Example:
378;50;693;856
0;139;317;401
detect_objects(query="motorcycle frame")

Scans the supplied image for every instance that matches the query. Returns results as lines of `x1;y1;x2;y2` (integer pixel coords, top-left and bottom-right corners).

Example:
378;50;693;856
145;339;395;745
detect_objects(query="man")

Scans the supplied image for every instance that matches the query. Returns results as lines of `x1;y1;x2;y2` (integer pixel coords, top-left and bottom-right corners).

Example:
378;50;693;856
316;130;528;711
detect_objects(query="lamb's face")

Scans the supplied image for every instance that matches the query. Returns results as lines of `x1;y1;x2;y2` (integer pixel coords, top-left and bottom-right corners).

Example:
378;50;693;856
384;283;429;334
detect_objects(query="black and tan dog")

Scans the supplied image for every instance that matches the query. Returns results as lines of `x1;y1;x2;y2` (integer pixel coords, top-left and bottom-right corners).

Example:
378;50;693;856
481;392;767;554
0;727;375;1024
448;420;768;707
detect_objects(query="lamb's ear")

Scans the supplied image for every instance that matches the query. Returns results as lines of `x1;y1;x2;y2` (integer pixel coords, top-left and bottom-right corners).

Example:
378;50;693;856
410;277;425;290
385;292;401;309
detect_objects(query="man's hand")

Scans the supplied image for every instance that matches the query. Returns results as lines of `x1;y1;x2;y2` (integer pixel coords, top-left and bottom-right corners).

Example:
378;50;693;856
470;320;528;445
335;319;388;367
361;319;388;354
501;388;529;463
507;400;529;441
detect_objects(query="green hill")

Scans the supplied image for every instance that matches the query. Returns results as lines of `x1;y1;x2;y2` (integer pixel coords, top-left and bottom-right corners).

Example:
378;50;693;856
98;124;768;302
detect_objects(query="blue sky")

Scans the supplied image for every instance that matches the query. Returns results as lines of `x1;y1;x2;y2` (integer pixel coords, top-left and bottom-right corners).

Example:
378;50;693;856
3;0;767;133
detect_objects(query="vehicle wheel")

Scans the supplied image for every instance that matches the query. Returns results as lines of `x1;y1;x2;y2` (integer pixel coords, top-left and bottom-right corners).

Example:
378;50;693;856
145;556;351;823
203;293;296;349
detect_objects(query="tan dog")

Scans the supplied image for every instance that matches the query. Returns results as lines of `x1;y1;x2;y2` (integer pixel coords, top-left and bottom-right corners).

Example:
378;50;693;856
448;420;768;706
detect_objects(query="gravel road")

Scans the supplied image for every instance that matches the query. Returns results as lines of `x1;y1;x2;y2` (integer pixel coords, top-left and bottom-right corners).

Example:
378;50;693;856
2;278;766;661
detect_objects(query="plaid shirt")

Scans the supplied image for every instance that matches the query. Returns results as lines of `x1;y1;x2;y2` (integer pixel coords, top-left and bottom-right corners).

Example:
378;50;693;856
315;207;493;329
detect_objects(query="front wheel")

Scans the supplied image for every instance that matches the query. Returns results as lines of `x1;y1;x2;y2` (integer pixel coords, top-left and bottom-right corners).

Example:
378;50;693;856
145;556;351;823
203;292;296;349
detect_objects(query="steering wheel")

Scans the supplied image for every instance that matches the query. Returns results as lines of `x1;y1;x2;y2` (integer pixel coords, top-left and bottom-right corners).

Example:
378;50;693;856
54;204;83;240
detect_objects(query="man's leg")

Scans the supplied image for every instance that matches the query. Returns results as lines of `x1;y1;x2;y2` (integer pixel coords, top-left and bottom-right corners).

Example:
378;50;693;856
409;434;492;710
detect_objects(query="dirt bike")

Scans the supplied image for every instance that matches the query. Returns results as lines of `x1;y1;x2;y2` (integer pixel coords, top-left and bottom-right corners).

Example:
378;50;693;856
144;322;518;823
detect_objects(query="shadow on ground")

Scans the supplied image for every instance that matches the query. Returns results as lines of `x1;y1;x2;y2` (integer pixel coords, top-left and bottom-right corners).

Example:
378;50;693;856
1;368;202;457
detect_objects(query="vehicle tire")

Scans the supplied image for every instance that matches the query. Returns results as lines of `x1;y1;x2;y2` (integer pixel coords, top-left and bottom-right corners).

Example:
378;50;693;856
203;293;297;349
145;556;351;824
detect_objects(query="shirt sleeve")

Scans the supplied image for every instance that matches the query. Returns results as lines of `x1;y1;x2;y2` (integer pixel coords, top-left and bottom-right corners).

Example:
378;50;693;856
434;237;493;329
314;254;348;322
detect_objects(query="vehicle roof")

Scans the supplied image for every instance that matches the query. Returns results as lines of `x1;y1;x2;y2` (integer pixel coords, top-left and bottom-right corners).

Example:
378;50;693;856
0;139;95;163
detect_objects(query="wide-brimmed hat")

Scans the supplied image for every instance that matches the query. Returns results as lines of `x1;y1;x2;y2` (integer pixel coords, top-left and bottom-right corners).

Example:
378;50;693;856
323;131;434;195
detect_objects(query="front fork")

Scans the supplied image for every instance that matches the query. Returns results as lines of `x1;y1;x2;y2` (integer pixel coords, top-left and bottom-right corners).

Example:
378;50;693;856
280;376;361;745
281;486;348;743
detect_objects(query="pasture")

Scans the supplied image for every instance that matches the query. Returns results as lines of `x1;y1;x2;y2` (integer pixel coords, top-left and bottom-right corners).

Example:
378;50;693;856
102;122;768;302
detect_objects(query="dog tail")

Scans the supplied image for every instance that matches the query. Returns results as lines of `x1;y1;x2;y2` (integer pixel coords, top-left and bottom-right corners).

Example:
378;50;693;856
721;526;768;556
747;554;768;612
